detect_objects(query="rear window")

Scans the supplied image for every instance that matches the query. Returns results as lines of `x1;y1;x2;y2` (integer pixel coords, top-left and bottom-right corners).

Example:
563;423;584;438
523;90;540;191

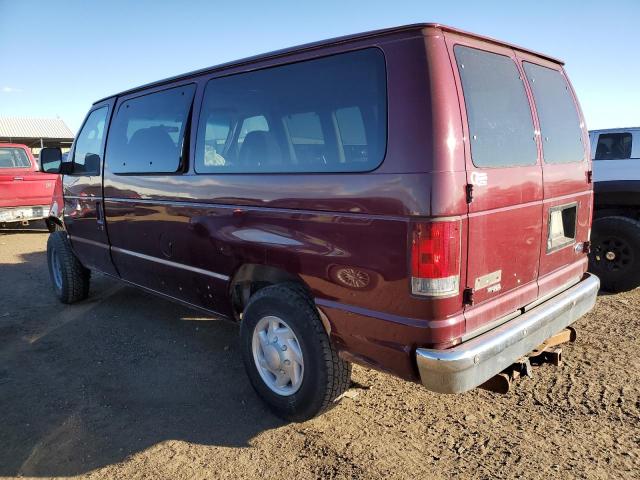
0;148;31;168
107;84;196;174
523;62;584;164
454;46;537;168
594;132;632;160
195;48;387;174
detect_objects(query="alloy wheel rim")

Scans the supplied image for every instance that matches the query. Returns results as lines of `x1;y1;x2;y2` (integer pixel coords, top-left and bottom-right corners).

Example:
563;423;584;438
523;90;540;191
252;315;304;396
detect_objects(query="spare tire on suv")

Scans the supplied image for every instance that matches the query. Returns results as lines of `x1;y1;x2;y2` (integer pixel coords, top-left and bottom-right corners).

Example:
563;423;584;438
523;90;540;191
589;216;640;293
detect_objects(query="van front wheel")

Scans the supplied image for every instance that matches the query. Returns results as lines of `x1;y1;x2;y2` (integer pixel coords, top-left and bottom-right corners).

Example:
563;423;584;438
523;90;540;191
47;231;91;303
240;284;351;421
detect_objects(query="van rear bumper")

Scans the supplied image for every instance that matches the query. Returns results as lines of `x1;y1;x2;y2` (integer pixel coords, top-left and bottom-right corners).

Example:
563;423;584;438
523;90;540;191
415;273;600;394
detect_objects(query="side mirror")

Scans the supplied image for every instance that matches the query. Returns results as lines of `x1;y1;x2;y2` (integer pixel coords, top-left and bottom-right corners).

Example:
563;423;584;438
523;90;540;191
59;162;75;175
84;153;101;175
40;147;62;173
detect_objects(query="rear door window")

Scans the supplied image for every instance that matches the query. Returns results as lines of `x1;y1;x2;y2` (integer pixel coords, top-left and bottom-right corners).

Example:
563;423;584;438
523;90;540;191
454;46;538;168
523;63;584;164
594;132;632;160
0;148;31;168
107;84;196;174
195;48;387;173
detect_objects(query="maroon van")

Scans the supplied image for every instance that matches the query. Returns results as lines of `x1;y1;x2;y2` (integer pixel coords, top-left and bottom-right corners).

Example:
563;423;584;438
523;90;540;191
40;24;599;420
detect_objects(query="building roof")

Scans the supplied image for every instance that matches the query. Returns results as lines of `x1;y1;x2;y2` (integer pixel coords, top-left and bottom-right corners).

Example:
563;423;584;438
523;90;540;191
0;117;74;140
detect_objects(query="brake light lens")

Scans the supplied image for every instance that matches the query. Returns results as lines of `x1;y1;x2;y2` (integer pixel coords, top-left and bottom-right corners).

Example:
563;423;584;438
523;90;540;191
411;220;461;297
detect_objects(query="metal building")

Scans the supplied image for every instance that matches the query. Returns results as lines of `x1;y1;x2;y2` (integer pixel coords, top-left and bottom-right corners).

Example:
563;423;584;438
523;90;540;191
0;117;74;151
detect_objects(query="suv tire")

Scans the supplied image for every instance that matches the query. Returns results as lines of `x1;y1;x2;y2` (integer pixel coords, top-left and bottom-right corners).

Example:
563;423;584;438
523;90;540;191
589;216;640;293
47;231;91;303
240;283;351;421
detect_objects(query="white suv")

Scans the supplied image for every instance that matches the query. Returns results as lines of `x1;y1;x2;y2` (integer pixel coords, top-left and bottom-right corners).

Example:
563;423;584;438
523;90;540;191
589;127;640;291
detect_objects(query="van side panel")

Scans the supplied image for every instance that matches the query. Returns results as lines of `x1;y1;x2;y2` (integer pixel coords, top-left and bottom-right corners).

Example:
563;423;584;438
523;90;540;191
100;35;467;381
422;29;468;216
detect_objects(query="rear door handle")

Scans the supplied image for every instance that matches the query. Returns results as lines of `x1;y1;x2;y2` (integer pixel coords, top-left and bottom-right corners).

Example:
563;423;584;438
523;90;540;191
13;176;24;181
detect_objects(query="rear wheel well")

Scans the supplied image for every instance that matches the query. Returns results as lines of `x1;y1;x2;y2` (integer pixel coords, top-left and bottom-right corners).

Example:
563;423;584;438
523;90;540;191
229;264;311;320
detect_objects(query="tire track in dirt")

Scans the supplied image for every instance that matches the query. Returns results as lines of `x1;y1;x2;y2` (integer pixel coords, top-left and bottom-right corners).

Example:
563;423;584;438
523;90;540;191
1;232;639;479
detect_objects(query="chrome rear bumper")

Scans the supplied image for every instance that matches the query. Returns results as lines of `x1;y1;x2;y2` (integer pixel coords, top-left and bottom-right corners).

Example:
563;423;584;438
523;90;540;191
416;273;600;394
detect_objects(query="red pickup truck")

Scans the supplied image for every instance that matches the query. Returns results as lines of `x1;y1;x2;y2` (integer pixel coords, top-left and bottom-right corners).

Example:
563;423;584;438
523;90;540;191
0;143;60;228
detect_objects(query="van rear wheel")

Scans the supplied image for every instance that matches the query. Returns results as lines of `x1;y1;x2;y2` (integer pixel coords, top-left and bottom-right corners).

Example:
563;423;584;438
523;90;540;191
589;216;640;293
239;283;351;421
47;231;91;303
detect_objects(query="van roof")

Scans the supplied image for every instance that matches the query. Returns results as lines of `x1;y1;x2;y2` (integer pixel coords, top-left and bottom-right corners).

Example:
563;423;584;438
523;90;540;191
94;23;564;105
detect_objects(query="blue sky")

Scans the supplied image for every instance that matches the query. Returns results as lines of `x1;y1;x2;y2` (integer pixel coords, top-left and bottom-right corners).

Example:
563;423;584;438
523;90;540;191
1;0;638;132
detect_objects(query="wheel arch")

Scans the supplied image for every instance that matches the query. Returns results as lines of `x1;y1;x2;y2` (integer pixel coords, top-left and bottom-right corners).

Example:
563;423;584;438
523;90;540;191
45;215;65;232
228;264;312;320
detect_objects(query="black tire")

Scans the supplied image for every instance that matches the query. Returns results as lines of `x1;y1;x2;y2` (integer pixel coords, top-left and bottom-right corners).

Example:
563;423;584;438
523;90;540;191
589;216;640;293
47;231;91;303
45;218;63;232
44;218;64;233
240;283;351;421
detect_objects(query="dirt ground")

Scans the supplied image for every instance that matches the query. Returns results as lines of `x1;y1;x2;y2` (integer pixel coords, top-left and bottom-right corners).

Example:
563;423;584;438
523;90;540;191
0;227;638;480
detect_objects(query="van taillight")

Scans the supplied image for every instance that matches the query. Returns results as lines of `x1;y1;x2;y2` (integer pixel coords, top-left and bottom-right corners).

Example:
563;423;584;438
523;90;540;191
411;220;461;297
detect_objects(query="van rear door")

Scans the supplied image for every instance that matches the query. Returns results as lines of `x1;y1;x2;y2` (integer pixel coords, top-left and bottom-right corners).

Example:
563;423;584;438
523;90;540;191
517;55;591;296
445;35;543;334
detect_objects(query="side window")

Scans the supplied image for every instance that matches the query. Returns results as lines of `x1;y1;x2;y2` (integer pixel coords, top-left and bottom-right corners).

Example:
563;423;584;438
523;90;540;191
454;46;537;168
335;107;368;163
73;107;108;175
523;62;585;164
239;115;269;144
594;133;632;160
203;116;231;167
284;112;326;168
195;48;387;174
107;84;196;174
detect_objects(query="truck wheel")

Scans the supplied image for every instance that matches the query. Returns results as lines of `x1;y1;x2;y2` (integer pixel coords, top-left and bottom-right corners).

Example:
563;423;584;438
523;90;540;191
47;231;91;303
240;283;351;421
589;216;640;293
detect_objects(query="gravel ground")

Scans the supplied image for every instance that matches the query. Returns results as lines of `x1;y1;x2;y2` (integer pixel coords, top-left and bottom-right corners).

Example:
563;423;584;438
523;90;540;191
0;228;638;479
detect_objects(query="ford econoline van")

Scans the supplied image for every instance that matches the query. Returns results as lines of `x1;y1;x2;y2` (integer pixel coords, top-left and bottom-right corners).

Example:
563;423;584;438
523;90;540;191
40;24;599;420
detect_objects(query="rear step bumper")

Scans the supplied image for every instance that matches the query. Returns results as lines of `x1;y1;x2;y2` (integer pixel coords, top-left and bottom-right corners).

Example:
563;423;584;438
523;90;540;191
415;273;600;394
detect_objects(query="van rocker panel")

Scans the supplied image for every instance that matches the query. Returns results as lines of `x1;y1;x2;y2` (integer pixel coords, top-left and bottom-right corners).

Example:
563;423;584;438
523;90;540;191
416;273;599;393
